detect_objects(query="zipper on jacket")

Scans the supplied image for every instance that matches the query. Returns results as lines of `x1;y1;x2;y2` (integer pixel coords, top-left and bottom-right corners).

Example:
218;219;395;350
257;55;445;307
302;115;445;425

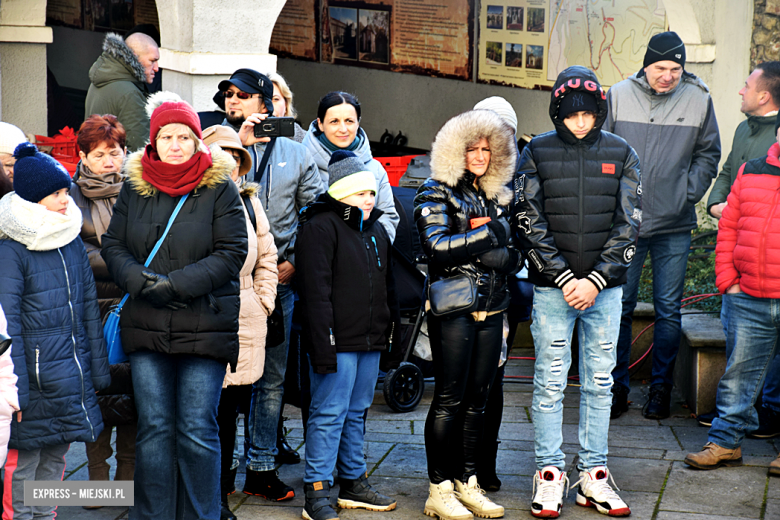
759;189;780;294
35;347;42;392
329;328;335;346
371;236;381;268
577;146;585;275
57;248;96;441
363;232;374;346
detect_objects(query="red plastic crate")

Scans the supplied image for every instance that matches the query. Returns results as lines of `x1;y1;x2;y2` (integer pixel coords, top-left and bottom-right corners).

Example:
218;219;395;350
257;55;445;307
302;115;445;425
377;155;420;187
35;127;80;163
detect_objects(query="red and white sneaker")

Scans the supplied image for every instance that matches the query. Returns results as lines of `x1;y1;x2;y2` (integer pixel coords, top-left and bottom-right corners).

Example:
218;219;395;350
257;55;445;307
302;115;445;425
531;466;567;518
573;466;631;517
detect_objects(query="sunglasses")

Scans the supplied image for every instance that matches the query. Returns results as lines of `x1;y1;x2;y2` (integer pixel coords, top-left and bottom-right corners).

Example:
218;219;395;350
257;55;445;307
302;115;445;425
223;90;258;100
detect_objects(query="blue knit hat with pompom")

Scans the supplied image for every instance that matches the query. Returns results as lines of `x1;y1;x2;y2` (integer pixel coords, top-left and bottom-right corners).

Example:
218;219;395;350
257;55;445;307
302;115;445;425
12;142;72;203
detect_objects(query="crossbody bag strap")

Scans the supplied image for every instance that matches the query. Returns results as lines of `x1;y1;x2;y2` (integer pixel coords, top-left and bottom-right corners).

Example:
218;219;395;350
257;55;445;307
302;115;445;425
114;193;190;314
253;137;277;183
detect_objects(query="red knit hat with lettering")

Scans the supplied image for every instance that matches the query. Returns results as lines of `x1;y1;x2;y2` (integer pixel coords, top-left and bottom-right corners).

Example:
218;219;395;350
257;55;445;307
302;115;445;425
149;100;203;144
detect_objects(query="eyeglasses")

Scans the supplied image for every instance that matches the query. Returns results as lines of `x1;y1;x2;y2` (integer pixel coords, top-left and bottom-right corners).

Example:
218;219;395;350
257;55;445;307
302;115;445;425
228;152;242;164
223;90;258;100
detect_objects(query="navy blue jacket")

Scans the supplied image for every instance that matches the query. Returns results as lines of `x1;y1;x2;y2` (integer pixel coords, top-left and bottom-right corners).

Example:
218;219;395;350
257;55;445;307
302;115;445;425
0;237;110;450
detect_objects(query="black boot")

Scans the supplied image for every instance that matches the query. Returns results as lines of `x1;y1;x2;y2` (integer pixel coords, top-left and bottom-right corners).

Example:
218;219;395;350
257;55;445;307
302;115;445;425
220;492;237;520
611;384;630;419
303;481;339;520
643;384;672;419
243;468;295;501
337;473;396;511
477;441;502;492
276;414;301;465
221;466;237;497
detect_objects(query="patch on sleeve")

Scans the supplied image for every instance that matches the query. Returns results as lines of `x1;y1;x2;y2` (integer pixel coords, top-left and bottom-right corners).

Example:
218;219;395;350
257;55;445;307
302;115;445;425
514;174;525;203
631;208;642;221
602;163;615;174
624;245;636;263
515;211;531;234
421;207;431;217
528;249;544;272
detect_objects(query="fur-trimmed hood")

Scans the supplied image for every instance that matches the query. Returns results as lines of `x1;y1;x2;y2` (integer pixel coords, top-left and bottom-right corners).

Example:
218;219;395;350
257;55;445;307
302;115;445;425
90;33;146;87
239;181;259;198
429;110;516;206
123;144;235;197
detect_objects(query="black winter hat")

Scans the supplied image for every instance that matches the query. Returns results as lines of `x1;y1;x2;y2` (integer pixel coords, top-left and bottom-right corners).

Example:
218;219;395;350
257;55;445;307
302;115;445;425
218;69;274;115
644;31;686;69
12;142;72;203
558;91;599;120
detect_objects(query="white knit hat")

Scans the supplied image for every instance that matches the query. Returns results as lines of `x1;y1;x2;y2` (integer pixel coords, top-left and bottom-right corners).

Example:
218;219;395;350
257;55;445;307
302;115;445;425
474;96;518;134
0;122;27;155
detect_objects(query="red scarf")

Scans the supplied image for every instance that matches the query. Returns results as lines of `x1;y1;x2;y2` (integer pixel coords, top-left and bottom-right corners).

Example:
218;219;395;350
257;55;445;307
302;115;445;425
140;145;213;196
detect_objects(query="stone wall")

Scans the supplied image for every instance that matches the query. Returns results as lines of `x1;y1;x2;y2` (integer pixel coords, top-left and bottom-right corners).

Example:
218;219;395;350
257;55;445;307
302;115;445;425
753;0;780;68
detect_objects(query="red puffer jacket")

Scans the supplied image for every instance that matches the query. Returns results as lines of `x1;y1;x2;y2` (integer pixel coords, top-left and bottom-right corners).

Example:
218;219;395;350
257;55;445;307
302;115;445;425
716;142;780;297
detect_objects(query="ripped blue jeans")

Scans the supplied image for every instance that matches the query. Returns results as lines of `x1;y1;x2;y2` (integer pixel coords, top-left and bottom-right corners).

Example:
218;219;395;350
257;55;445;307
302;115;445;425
530;286;622;470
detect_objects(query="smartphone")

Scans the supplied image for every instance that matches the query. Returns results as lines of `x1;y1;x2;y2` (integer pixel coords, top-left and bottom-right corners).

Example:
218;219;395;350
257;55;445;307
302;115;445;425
253;117;296;138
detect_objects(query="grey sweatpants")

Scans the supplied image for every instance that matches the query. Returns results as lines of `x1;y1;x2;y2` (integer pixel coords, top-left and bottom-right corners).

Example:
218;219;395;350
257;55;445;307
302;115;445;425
3;444;69;520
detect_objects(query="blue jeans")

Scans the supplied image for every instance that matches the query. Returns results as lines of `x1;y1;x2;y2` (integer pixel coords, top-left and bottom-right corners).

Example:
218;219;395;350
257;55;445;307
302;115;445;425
247;282;295;471
531;286;622;470
613;231;691;390
709;293;780;448
129;351;226;520
304;351;380;484
723;302;780;413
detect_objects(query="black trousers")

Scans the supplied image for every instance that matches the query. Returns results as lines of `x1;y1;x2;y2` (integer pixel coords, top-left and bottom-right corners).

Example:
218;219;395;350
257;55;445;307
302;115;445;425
216;384;252;488
425;312;503;483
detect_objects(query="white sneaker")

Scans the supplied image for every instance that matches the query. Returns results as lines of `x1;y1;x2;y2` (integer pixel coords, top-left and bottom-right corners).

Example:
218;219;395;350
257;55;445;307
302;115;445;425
531;466;567;518
424;480;473;520
572;466;631;516
454;476;504;518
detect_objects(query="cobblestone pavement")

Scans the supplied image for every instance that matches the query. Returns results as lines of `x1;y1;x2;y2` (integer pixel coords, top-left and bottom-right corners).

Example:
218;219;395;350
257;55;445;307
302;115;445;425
55;348;780;519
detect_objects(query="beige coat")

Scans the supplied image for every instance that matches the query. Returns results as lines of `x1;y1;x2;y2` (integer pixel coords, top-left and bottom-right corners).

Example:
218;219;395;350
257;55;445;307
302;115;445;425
223;183;278;387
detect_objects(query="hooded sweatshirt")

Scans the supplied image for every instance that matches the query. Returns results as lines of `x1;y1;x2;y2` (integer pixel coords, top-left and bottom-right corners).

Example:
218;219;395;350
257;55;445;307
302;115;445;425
513;65;641;291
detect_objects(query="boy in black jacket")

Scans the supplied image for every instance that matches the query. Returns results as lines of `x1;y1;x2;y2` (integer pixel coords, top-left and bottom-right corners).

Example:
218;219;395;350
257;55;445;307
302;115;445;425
512;66;641;518
296;150;397;520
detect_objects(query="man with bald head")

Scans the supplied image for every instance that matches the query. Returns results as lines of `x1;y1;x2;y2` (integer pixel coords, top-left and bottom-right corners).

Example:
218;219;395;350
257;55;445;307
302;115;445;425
85;32;160;151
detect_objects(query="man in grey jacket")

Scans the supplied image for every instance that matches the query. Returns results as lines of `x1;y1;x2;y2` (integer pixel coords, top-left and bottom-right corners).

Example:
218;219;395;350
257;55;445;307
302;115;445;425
219;68;324;501
605;31;721;420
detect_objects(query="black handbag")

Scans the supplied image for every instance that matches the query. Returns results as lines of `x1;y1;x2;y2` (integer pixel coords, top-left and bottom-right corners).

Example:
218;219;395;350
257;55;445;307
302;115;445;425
428;275;479;318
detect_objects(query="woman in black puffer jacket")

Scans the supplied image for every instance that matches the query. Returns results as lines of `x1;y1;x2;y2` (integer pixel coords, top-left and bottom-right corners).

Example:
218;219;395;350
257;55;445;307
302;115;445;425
414;109;519;519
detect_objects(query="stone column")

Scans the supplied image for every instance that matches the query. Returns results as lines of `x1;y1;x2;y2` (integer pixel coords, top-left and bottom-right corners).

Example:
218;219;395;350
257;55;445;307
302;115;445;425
156;0;286;112
0;0;51;136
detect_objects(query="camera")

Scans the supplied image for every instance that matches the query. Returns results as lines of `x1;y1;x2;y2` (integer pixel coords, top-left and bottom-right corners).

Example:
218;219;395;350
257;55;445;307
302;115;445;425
253;117;296;138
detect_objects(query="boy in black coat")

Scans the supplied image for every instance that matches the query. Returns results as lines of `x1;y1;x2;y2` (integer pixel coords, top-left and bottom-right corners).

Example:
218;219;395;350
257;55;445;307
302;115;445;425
512;66;641;518
296;150;397;520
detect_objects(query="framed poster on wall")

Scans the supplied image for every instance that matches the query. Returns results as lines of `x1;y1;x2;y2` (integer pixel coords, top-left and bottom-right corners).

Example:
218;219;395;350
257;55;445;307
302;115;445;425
270;0;319;61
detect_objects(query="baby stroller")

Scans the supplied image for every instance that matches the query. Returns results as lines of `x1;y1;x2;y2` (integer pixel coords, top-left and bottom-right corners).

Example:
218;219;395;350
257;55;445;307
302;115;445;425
380;186;431;413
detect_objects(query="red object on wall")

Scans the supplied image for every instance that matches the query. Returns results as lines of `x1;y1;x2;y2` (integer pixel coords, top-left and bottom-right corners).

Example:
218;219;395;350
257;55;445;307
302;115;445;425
35;127;80;176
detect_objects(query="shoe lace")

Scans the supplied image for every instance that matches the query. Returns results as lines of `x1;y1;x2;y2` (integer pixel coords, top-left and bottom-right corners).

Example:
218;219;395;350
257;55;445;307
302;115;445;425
533;473;569;502
570;470;621;500
462;481;489;504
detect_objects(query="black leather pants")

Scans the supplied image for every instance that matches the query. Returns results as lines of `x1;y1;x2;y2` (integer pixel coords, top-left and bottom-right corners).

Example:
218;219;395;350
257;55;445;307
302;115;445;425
425;312;503;483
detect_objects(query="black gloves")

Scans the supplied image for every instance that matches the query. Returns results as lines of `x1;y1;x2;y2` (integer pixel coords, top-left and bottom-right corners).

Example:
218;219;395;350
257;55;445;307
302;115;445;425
486;219;509;248
140;271;186;310
477;248;520;272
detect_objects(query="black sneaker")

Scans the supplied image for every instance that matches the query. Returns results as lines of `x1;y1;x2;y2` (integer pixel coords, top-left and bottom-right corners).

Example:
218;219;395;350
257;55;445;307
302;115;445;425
303;481;339;520
611;385;630;419
242;469;295;501
696;411;717;427
275;433;301;465
643;384;672;420
748;405;780;439
337;473;397;511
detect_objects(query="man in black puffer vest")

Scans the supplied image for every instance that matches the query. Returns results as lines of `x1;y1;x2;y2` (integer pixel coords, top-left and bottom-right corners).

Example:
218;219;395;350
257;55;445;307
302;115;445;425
512;65;641;519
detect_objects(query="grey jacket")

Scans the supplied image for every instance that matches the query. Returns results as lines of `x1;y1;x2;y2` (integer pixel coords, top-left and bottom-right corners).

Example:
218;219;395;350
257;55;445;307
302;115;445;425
605;71;721;237
85;33;149;153
225;121;324;267
301;122;400;243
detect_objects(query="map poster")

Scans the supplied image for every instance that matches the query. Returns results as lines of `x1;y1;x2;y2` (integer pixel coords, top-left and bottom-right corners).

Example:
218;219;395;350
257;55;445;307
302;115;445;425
478;0;665;90
322;0;474;80
477;0;552;89
270;0;319;61
547;0;665;87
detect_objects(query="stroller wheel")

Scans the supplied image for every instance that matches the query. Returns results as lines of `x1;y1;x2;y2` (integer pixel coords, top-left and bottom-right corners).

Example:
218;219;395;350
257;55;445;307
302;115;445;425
383;361;424;413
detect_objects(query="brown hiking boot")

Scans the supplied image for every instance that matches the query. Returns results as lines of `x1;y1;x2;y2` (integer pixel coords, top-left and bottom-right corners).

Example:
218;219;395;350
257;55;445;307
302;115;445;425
770;454;780;477
684;442;743;470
